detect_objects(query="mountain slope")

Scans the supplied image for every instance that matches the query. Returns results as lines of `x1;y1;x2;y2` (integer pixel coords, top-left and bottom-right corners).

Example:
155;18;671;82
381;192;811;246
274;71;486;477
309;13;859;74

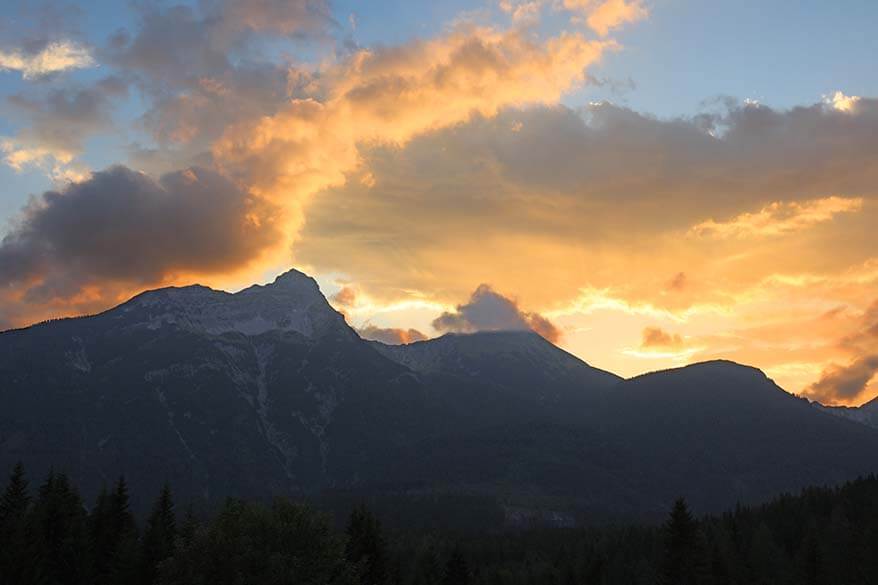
590;361;878;516
816;396;878;429
371;331;621;424
2;269;878;523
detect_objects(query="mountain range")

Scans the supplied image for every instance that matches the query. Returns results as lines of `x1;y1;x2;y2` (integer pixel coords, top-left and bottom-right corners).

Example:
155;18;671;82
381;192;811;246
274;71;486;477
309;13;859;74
1;269;877;524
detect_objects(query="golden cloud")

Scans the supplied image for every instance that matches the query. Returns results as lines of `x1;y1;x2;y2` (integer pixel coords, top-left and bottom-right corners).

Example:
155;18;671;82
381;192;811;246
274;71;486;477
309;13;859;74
689;197;864;239
563;0;648;36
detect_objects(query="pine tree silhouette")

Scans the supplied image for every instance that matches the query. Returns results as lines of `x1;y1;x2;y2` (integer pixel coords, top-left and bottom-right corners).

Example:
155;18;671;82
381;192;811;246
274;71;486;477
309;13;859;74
91;476;139;585
661;497;708;585
443;545;471;585
140;484;176;585
0;463;31;584
346;503;388;585
32;471;88;585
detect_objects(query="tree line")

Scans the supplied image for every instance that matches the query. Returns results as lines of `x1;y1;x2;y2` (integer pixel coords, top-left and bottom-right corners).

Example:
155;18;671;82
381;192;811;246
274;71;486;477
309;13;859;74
2;462;878;584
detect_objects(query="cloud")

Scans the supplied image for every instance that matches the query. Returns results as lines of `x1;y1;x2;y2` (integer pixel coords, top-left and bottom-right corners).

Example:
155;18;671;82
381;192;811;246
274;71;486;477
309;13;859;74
668;272;687;291
807;356;878;404
0;166;279;306
689;196;863;239
101;0;333;174
295;98;878;312
2;78;127;177
0;41;95;79
331;286;358;307
108;0;331;88
209;23;606;280
357;325;427;345
825;91;861;113
433;284;561;342
498;0;647;34
499;0;545;25
641;326;686;350
1;2;618;328
803;301;878;404
563;0;648;35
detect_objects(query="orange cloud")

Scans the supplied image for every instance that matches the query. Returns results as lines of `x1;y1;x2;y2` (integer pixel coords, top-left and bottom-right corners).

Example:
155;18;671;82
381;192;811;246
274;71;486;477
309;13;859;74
689;196;864;239
563;0;648;35
641;327;686;350
331;286;358;307
358;325;428;345
214;24;605;200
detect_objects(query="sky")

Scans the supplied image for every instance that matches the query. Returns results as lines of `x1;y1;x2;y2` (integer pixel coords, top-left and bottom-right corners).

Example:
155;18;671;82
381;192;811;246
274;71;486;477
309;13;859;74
1;0;877;405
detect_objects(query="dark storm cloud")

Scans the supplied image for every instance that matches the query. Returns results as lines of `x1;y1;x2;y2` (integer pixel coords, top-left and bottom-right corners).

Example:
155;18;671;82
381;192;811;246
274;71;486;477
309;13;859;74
433;284;561;343
0;165;280;301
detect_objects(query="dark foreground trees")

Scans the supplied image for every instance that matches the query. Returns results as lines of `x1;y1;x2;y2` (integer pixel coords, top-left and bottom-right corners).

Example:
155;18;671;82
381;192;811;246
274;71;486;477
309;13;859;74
158;498;356;585
3;463;878;585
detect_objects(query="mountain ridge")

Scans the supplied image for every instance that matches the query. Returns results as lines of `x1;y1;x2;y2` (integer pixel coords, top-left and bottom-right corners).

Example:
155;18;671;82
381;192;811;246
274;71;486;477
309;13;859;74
2;268;877;524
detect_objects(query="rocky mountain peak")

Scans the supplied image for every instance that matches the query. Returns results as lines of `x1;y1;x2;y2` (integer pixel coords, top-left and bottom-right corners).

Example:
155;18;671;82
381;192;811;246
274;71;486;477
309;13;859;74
116;268;344;338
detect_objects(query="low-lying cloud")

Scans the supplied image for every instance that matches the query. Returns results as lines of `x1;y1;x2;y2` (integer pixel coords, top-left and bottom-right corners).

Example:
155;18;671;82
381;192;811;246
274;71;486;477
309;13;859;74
805;301;878;404
357;325;428;345
433;284;561;343
641;327;686;351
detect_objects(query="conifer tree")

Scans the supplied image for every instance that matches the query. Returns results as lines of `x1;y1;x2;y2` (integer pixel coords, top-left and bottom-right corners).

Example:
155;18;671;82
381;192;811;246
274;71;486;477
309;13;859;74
110;476;140;585
0;462;29;523
345;503;388;585
32;471;88;585
442;545;471;585
90;485;113;583
141;484;177;585
178;504;199;547
91;476;139;585
661;497;708;585
0;462;31;584
417;546;443;585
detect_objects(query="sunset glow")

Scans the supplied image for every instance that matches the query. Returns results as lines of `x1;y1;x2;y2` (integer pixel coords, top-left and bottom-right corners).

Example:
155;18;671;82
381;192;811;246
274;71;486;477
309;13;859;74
1;0;877;406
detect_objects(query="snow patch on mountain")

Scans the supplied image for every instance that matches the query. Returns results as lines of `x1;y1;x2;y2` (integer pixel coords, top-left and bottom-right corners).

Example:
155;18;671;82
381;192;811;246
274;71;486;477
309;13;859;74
816;398;878;430
119;269;346;339
65;337;91;373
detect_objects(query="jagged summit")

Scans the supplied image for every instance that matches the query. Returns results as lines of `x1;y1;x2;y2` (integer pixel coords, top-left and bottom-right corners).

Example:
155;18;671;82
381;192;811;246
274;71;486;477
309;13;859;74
240;268;322;294
113;267;345;338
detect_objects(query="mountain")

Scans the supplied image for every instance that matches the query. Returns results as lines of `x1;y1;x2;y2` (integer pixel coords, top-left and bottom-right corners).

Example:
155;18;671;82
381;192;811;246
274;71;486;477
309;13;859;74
816;397;878;429
592;361;878;516
371;330;621;424
1;268;878;524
